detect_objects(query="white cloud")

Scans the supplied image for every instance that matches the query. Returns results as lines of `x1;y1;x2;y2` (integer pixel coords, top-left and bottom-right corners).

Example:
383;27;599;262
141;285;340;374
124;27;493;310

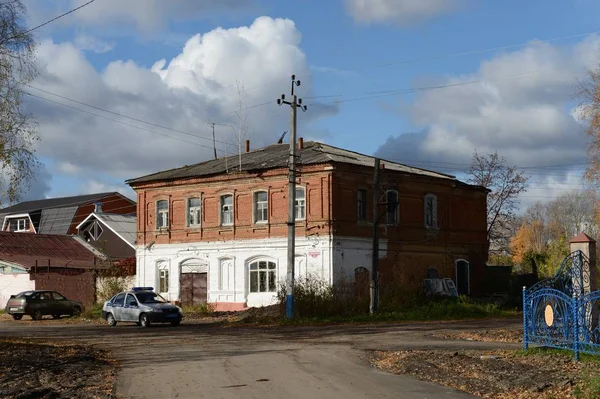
74;35;115;53
345;0;461;25
375;35;600;208
27;17;337;188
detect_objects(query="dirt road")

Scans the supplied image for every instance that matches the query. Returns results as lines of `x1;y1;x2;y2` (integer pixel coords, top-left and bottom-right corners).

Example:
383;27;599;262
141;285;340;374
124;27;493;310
0;318;522;398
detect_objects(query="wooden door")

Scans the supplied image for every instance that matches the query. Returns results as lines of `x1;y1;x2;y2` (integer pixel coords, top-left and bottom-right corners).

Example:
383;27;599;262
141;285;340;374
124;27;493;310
180;272;207;306
456;260;470;295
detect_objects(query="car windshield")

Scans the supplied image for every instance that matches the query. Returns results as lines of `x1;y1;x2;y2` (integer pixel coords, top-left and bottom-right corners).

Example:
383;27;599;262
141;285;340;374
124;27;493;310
15;291;35;298
135;292;168;304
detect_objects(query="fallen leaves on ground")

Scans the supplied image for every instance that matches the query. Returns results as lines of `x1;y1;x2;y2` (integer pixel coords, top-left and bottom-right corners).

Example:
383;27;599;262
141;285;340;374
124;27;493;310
373;348;595;399
0;340;117;399
432;328;523;343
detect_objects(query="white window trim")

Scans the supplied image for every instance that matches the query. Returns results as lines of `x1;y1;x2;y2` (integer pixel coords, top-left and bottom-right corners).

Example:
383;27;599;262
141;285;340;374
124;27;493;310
248;259;278;294
295;186;306;221
424;193;438;229
2;214;36;233
385;189;399;225
156;200;169;230
157;260;170;294
16;219;27;232
220;194;234;226
253;190;269;224
187;196;202;228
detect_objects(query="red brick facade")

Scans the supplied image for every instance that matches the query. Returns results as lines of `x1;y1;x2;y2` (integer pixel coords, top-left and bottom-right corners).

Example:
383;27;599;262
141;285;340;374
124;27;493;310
131;157;489;294
134;165;333;248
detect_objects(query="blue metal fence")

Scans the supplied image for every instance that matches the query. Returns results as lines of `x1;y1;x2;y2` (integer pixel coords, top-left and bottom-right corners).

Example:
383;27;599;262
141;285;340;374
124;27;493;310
523;250;600;360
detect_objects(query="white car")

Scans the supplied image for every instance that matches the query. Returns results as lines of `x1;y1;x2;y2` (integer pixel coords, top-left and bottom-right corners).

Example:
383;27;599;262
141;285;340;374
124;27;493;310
102;287;183;327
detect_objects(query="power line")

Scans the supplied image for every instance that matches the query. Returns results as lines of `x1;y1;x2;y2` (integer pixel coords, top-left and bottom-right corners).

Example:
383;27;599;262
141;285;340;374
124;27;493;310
27;85;235;147
25;91;233;152
24;0;97;34
325;29;600;73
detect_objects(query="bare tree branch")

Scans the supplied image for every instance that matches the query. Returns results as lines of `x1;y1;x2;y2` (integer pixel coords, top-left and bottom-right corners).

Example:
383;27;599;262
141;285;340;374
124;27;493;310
0;0;39;206
467;151;529;254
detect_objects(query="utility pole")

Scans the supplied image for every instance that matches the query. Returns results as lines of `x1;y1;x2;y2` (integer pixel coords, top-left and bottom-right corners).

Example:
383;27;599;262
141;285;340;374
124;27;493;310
277;75;308;319
207;122;229;160
370;158;380;314
210;123;218;159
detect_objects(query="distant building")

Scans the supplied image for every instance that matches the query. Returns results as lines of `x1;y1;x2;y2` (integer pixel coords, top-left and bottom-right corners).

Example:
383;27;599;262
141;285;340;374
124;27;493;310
0;192;136;235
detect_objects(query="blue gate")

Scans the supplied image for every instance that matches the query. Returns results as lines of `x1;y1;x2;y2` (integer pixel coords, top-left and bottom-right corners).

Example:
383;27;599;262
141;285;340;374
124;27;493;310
523;250;600;360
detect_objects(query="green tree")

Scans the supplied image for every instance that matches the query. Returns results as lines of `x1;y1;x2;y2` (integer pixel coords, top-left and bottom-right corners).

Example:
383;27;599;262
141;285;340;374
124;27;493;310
0;0;39;206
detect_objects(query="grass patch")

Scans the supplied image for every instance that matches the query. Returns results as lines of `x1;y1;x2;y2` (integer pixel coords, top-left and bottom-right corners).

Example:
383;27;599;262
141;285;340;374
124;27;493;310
181;302;215;315
237;275;518;325
277;298;516;325
517;347;600;363
79;303;104;320
516;347;600;398
575;370;600;399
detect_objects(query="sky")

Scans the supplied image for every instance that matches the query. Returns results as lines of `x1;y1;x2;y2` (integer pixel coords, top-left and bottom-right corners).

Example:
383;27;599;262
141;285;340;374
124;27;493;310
13;0;600;212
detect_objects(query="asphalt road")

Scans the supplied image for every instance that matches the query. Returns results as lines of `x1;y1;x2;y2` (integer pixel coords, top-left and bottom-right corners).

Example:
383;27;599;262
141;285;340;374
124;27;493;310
0;318;522;399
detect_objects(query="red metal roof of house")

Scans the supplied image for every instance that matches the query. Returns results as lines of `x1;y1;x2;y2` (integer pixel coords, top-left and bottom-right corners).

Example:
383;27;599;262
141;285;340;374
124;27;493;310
0;231;102;269
570;232;596;244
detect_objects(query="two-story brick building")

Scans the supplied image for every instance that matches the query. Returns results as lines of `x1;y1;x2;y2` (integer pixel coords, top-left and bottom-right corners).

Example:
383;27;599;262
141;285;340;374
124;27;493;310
126;140;488;310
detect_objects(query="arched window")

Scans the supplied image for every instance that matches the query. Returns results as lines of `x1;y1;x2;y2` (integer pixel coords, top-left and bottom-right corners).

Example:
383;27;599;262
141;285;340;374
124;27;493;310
249;260;277;293
156;200;169;229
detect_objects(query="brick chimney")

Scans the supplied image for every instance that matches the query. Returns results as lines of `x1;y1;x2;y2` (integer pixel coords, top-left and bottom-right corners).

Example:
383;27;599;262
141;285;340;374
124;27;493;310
298;137;304;150
245;140;250;153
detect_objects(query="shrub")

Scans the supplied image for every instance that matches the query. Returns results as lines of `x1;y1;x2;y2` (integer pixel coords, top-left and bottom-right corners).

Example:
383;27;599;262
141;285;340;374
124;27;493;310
79;303;104;320
181;302;216;315
276;274;505;321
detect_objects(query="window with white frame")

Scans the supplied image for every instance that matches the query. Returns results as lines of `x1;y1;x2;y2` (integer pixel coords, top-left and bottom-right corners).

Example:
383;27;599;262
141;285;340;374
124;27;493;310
295;187;306;220
424;194;438;228
254;191;268;223
249;260;277;293
187;197;201;227
84;221;103;241
156;200;169;229
157;262;169;293
221;194;233;226
357;189;367;221
386;190;399;225
16;218;29;232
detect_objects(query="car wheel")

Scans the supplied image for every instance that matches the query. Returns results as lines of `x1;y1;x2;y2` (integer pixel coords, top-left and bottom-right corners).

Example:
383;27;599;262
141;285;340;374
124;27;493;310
170;320;181;327
12;314;22;321
72;307;82;317
52;314;61;319
106;313;117;326
139;313;150;328
32;310;43;321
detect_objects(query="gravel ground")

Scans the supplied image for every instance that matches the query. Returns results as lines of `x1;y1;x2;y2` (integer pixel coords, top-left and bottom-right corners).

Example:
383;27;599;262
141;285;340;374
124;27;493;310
0;340;116;399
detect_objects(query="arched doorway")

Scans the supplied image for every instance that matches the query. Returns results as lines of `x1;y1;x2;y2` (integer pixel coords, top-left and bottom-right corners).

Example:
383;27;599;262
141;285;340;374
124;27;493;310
455;259;470;295
179;259;208;306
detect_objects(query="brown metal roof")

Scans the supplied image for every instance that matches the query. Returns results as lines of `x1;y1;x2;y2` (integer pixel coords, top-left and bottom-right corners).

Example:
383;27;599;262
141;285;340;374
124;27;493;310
126;141;457;185
0;231;104;269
